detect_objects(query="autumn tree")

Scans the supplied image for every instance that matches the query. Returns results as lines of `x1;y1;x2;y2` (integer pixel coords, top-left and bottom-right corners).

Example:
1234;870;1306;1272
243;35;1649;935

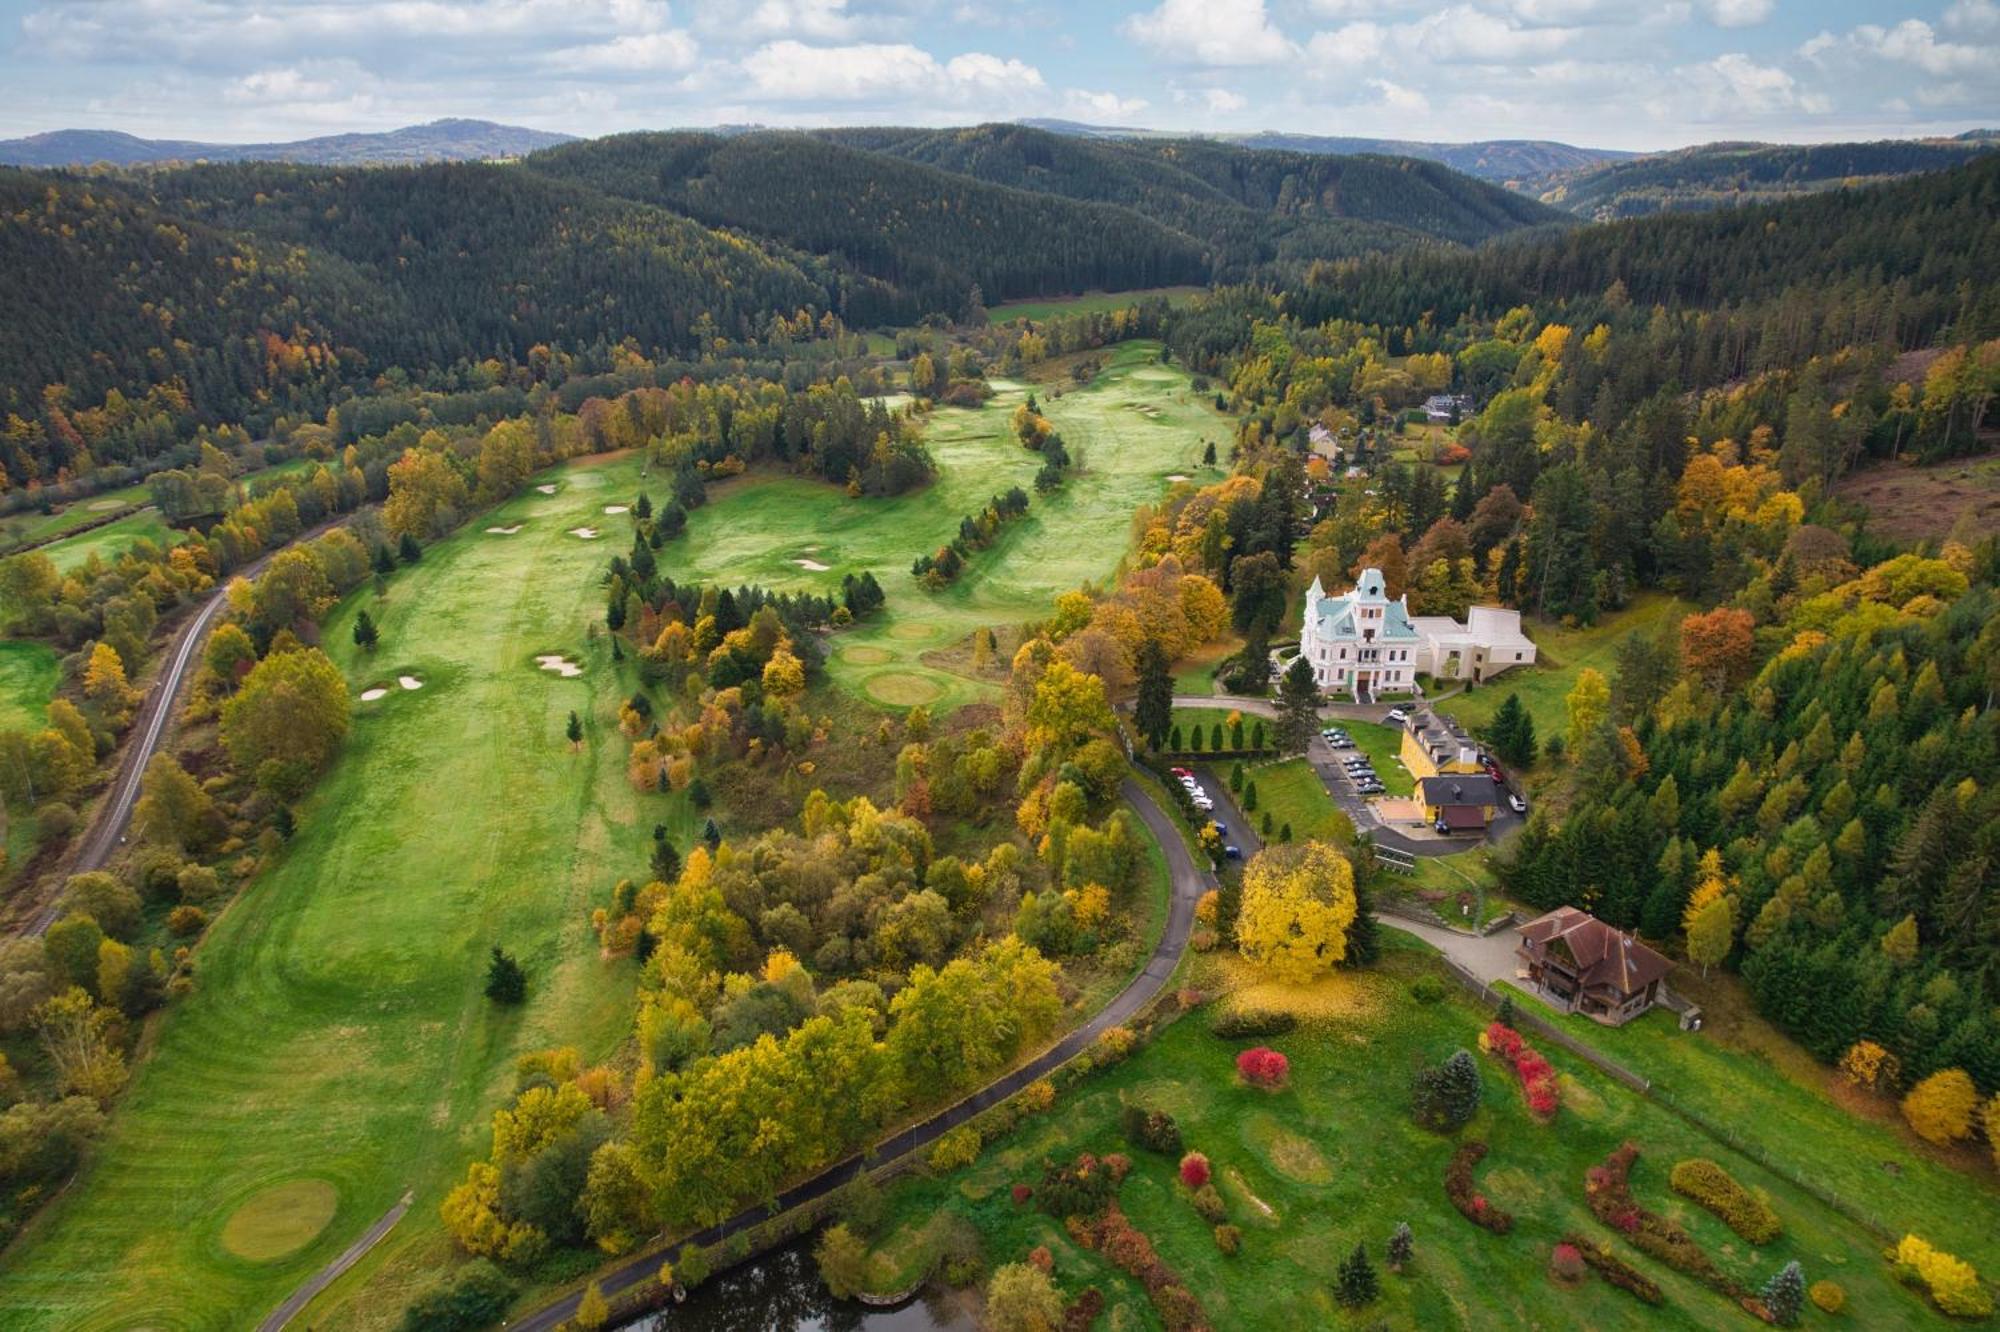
82;643;137;728
985;1261;1064;1332
220;646;350;787
1679;607;1757;691
133;753;213;852
1685;893;1734;978
1901;1068;1977;1145
1563;667;1609;759
1236;842;1358;984
33;987;127;1102
202;622;258;691
384;446;469;540
815;1223;869;1299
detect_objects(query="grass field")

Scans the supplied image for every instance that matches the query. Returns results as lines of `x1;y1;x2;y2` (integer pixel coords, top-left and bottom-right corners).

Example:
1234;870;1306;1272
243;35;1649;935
985;287;1204;323
1342;720;1415;797
665;342;1228;713
1440;593;1692;752
0;481;152;550
1241;758;1352;844
0;452;695;1329
0;640;58;733
41;507;176;572
860;950;1956;1328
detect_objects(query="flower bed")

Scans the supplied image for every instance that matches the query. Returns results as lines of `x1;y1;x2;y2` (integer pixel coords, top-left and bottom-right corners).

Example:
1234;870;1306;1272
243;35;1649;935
1559;1231;1664;1305
1480;1021;1560;1121
1586;1142;1773;1320
1443;1141;1514;1235
1668;1158;1782;1245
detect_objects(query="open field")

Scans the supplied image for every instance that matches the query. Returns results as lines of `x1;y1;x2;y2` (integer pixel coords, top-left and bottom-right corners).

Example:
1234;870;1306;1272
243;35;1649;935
665;342;1229;713
0;480;153;550
1241;758;1351;844
0;640;58;733
985;287;1204;323
40;507;176;572
0;452;695;1329
1440;592;1693;751
1831;451;2000;544
861;949;1964;1328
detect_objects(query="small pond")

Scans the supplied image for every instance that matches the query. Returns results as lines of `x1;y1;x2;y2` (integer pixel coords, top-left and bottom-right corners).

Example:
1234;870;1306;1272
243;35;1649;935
612;1238;974;1332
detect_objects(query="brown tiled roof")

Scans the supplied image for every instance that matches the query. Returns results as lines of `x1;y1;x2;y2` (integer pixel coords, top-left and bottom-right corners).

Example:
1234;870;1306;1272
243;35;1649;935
1517;906;1670;996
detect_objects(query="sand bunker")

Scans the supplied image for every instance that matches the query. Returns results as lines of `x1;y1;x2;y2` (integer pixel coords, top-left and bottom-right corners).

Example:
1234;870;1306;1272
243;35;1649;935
535;654;584;678
485;524;523;534
1167;474;1190;482
87;498;127;511
794;558;831;571
568;527;600;540
536;484;558;494
398;675;423;690
359;687;389;702
603;504;630;515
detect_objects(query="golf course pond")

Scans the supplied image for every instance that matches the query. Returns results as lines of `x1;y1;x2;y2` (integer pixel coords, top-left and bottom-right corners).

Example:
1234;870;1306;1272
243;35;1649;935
611;1238;972;1331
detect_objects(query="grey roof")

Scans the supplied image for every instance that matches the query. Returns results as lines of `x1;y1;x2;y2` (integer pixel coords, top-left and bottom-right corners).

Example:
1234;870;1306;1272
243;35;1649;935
1420;775;1499;808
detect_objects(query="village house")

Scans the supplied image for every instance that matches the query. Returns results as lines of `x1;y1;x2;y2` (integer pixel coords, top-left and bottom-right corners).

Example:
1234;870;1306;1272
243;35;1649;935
1399;706;1483;780
1515;906;1672;1026
1423;393;1476;423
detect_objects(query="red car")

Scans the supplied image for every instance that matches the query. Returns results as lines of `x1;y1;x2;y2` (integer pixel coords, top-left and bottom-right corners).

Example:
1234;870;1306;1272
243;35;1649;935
1170;766;1193;778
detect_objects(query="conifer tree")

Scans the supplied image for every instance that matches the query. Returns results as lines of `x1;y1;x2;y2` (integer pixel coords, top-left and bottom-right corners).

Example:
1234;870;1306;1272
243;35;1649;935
352;610;378;652
1134;638;1173;751
1386;1222;1413;1273
1762;1260;1804;1327
485;946;526;1004
1336;1242;1378;1307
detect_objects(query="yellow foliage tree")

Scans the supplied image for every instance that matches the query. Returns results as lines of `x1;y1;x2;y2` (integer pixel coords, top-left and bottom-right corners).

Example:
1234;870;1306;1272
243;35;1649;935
1837;1040;1900;1093
1881;913;1920;965
761;642;806;701
1895;1235;1994;1318
82;641;138;725
1900;1068;1978;1146
1236;842;1357;985
575;1280;610;1330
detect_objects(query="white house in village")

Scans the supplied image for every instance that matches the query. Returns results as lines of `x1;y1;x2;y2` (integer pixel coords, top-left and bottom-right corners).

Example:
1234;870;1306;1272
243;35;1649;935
1299;569;1538;701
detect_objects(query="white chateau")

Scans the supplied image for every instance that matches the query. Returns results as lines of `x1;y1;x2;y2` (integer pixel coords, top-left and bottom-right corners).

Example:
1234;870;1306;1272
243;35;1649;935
1299;568;1538;702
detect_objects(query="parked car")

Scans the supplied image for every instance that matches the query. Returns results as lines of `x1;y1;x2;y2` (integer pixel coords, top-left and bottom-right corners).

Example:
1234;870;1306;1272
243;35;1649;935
1223;845;1243;860
1180;775;1200;789
1170;766;1193;779
1192;795;1215;812
1509;792;1528;814
1327;738;1356;749
1485;761;1506;783
1386;707;1411;723
1209;821;1228;838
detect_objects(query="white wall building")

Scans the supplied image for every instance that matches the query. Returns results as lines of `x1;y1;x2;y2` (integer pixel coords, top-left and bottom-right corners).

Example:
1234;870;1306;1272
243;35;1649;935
1410;605;1538;684
1301;571;1538;700
1299;568;1421;701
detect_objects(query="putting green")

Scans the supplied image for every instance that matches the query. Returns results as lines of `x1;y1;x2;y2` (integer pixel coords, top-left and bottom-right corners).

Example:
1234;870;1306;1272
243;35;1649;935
840;645;893;665
888;621;940;641
865;673;947;707
219;1180;339;1262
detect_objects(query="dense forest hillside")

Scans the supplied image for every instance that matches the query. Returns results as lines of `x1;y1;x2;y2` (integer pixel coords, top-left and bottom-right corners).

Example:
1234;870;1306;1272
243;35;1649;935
1017;117;1633;184
1534;138;1997;220
823;124;1565;272
0;118;573;168
524;131;1215;324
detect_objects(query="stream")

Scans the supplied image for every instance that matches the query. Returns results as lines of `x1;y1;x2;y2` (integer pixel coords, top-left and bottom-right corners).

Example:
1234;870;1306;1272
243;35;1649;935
610;1238;975;1332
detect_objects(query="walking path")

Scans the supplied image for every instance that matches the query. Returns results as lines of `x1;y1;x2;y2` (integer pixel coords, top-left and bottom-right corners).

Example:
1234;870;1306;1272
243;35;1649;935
496;775;1212;1332
1373;913;1522;982
256;1191;413;1332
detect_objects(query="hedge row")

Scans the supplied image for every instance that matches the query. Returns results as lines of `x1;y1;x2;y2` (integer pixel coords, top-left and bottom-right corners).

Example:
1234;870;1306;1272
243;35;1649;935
1668;1158;1782;1245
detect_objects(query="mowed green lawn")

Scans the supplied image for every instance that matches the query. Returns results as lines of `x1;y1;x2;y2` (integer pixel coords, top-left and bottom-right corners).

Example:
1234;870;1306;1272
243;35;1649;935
0;452;694;1329
0;481;152;549
41;507;177;572
1442;592;1692;749
666;341;1227;714
864;951;1949;1329
0;640;58;733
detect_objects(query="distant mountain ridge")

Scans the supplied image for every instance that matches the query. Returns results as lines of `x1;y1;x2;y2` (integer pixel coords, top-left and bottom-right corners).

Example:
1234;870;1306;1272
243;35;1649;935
1016;117;1635;185
0;118;573;167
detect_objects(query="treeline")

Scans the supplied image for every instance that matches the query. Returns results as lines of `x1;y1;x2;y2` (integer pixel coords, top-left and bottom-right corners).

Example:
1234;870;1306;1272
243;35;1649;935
913;487;1030;589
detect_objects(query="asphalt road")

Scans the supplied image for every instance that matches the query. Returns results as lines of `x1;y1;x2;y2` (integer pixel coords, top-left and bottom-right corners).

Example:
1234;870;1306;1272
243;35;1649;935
257;1191;413;1332
501;773;1211;1332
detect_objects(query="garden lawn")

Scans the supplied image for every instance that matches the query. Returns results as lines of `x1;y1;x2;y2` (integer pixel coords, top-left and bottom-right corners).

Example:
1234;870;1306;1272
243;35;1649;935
40;508;176;572
984;287;1203;323
1243;758;1352;844
1171;636;1240;696
0;452;694;1330
1167;707;1259;753
1497;982;2000;1270
0;640;58;732
863;951;1950;1330
1441;592;1692;748
664;341;1228;716
1345;720;1414;797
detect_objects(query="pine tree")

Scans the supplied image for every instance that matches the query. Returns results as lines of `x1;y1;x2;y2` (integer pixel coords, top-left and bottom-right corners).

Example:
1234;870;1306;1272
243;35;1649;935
399;532;422;563
1275;658;1320;756
1437;1049;1482;1128
1495;993;1517;1027
650;826;681;882
485;946;526;1004
1336;1242;1378;1307
1243;780;1258;812
1345;876;1381;967
1134;637;1173;751
352;610;378;652
1169;724;1183;751
1762;1260;1804;1327
567;711;583;749
1230;761;1245;793
1488;692;1537;767
703;818;721;849
372;543;397;575
1386;1222;1413;1273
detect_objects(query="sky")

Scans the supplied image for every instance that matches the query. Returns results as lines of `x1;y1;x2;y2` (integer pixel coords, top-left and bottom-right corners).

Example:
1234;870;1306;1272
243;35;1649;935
0;0;1995;151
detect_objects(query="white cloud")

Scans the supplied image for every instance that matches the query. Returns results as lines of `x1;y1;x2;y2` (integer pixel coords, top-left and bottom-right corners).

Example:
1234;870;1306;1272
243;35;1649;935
1678;52;1823;117
546;31;698;73
1943;0;2000;36
224;66;341;103
1205;87;1248;112
1062;88;1149;120
691;0;858;42
739;40;1043;102
1306;6;1573;68
1303;22;1385;68
1803;16;1996;79
1369;78;1430;114
1123;0;1296;67
1699;0;1772;28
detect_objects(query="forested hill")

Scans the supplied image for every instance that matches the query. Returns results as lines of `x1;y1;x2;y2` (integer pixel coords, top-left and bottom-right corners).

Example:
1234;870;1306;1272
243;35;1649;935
0;118;573;167
1534;138;1998;220
820;123;1566;270
522;131;1211;325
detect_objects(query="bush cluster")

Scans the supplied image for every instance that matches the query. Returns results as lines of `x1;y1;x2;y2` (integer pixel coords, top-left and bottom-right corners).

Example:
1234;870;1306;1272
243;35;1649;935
1558;1232;1664;1305
1443;1142;1514;1234
1210;1008;1296;1039
1083;1204;1213;1332
1120;1104;1183;1154
1037;1153;1117;1221
1668;1158;1782;1245
1894;1234;1994;1318
1481;1022;1559;1119
1235;1046;1290;1089
911;487;1030;588
1585;1143;1754;1305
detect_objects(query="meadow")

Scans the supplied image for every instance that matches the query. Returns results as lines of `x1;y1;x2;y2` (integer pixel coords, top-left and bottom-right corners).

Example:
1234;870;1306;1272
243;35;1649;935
666;341;1228;713
0;453;693;1328
0;481;152;550
984;287;1204;324
859;946;1962;1329
0;640;56;734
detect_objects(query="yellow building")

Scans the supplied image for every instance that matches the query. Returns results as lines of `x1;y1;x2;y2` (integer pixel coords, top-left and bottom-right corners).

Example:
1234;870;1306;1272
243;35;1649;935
1398;707;1484;781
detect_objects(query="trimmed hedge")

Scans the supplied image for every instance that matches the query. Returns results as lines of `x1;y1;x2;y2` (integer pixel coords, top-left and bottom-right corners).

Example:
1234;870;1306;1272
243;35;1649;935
1669;1158;1781;1245
1444;1141;1514;1235
1211;1008;1297;1039
1560;1232;1664;1306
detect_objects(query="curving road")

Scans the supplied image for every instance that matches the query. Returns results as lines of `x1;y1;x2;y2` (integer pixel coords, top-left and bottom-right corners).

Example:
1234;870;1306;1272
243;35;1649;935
500;774;1211;1332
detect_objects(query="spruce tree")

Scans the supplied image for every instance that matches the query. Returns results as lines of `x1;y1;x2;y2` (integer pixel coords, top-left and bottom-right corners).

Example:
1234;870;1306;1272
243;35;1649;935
399;532;422;563
1230;762;1244;793
1170;725;1183;752
485;946;526;1004
567;711;583;749
650;827;681;882
373;543;397;575
1762;1260;1804;1327
703;818;721;849
1275;658;1321;756
1134;638;1173;751
1346;876;1381;967
1437;1049;1482;1128
1336;1242;1378;1307
1243;780;1258;812
352;610;378;652
1386;1222;1413;1273
1495;993;1517;1028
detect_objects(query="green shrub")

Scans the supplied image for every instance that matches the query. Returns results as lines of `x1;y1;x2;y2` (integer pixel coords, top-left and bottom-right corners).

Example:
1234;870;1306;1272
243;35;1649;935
1214;1223;1241;1254
1408;975;1446;1004
398;1260;515;1332
1189;1184;1227;1224
928;1125;981;1173
1667;1158;1781;1245
1120;1104;1182;1154
1210;1008;1296;1039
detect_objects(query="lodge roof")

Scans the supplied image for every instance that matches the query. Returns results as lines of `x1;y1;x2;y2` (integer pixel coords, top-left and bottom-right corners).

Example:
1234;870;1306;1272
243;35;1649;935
1517;906;1671;996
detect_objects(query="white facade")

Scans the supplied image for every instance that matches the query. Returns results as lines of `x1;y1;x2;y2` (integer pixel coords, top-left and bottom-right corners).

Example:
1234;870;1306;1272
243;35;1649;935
1299;568;1422;701
1409;605;1538;683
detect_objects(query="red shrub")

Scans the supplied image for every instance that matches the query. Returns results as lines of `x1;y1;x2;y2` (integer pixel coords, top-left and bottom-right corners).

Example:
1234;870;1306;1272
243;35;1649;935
1484;1022;1561;1121
1103;1152;1132;1183
1011;1183;1033;1205
1550;1242;1586;1283
1029;1245;1054;1272
1179;1152;1211;1189
1236;1046;1290;1089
